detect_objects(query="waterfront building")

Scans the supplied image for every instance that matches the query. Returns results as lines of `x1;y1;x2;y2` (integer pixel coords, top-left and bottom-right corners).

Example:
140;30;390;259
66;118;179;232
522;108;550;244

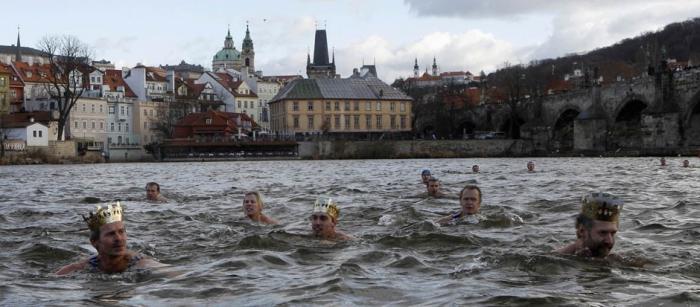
171;110;255;140
1;117;48;151
68;97;108;150
134;100;165;145
0;64;10;114
123;64;169;102
255;79;281;132
306;29;337;79
1;63;24;113
197;71;258;118
11;61;57;113
269;73;413;137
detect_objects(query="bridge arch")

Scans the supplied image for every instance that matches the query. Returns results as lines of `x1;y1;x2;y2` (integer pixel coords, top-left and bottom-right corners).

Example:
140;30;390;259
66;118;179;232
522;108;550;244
610;98;648;150
551;107;581;151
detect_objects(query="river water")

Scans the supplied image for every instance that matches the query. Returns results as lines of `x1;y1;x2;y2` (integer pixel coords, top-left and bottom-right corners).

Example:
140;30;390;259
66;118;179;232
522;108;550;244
0;158;698;306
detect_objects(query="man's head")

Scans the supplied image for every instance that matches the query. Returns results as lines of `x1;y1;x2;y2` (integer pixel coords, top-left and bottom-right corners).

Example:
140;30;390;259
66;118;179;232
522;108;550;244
243;192;263;217
459;185;482;215
683;159;690;168
145;182;160;201
427;178;441;196
421;169;432;184
310;197;340;239
84;203;127;257
527;161;535;172
575;193;623;258
472;165;480;173
660;157;667;166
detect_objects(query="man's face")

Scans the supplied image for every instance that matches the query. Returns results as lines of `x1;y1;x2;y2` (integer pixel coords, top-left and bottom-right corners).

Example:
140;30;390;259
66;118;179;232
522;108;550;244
421;173;431;184
527;162;535;171
146;185;159;200
472;165;479;173
660;158;666;166
243;194;261;216
581;220;618;258
683;160;689;167
310;212;336;238
460;188;481;215
92;221;127;257
427;181;440;195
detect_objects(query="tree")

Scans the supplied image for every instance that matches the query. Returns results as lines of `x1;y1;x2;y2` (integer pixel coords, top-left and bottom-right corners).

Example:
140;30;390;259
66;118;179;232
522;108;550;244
37;35;93;141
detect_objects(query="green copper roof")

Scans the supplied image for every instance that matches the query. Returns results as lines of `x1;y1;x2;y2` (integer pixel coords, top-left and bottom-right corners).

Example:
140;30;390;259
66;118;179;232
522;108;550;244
213;47;241;61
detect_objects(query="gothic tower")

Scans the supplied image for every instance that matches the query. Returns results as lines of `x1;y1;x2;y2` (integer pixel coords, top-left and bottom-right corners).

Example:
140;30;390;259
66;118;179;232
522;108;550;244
15;28;22;62
413;58;419;78
241;24;255;74
432;57;438;76
306;29;336;79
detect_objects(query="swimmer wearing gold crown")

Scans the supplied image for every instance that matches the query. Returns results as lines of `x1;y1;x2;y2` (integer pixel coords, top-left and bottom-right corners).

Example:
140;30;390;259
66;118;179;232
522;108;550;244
56;202;166;275
555;193;623;258
310;197;352;241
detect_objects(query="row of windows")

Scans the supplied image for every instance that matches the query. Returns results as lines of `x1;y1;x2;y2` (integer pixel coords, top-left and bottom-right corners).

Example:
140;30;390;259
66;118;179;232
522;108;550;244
237;100;262;109
32;130;43;138
143;108;157;117
74;121;135;132
291;101;407;113
292;115;407;130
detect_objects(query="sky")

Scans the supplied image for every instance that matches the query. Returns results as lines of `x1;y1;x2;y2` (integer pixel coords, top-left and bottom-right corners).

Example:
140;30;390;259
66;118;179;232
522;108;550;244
2;0;700;82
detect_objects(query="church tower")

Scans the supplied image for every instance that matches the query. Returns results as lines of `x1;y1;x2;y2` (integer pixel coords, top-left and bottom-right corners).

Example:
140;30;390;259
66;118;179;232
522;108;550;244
432;57;438;76
241;24;255;74
413;58;419;78
306;28;336;79
15;27;22;62
212;26;242;71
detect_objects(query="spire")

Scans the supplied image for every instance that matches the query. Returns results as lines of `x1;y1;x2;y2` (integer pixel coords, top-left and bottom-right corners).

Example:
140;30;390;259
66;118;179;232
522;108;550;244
242;22;254;51
224;26;234;49
432;57;438;76
413;58;419;77
332;47;335;64
312;29;330;65
15;26;22;62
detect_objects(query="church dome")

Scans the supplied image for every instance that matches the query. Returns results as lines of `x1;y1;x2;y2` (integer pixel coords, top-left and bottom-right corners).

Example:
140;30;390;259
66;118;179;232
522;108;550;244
213;47;240;61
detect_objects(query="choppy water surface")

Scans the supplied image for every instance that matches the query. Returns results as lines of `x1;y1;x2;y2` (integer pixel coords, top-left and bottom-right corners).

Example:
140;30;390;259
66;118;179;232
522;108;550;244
1;158;699;305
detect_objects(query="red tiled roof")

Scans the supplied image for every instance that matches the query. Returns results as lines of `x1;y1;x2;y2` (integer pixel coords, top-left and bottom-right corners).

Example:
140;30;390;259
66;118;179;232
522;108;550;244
104;69;137;97
12;61;54;83
213;73;257;98
1;111;55;127
440;71;466;77
146;67;167;82
171;110;257;138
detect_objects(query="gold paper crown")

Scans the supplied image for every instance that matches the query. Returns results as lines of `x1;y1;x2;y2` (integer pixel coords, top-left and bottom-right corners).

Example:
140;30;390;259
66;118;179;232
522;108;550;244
83;202;124;231
312;197;340;220
581;193;623;223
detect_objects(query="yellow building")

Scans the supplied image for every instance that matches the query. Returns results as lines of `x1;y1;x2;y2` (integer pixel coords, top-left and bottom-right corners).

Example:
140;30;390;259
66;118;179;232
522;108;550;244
269;77;412;136
0;64;10;115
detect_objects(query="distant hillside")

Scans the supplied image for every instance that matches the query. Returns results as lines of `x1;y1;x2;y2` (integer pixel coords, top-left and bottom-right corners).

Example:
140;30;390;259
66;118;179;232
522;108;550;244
488;17;700;95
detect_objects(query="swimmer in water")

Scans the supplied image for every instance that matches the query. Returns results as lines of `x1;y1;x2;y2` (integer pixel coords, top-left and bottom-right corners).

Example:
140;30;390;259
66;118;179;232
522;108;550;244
437;185;482;225
243;191;278;225
55;202;167;275
527;161;535;172
310;196;352;241
421;169;432;186
426;177;446;198
682;159;689;168
555;193;622;259
472;164;480;173
660;157;666;166
145;182;168;203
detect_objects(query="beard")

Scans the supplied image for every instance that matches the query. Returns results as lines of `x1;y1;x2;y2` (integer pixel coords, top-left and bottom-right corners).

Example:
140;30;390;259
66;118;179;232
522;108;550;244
585;237;613;258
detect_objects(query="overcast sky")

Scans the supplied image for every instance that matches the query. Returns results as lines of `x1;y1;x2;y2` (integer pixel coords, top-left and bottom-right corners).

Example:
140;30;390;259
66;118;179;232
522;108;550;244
2;0;700;82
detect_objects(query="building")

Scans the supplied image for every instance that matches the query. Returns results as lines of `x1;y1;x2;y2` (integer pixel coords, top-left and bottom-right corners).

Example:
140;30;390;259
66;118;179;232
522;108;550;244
69;97;108;150
0;63;24;113
255;79;282;132
1;111;62;141
92;59;115;71
306;29;337;79
196;71;259;117
1;117;48;150
269;75;413;137
160;60;205;80
0;31;49;65
0;64;10;114
134;100;164;145
171;110;255;140
212;25;256;74
123;64;169;102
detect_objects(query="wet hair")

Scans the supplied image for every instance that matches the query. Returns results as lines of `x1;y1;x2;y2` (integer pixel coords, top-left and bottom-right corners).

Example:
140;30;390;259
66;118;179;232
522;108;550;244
89;228;100;242
421;169;431;175
244;191;264;209
145;182;160;192
459;185;482;203
575;214;594;238
427;177;440;183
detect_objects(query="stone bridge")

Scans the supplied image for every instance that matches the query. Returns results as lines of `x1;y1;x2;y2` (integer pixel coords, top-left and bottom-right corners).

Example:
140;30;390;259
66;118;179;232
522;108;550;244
422;68;700;154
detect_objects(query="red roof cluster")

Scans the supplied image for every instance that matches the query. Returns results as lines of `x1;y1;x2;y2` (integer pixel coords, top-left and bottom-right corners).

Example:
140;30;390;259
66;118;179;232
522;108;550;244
103;69;136;97
171;110;257;139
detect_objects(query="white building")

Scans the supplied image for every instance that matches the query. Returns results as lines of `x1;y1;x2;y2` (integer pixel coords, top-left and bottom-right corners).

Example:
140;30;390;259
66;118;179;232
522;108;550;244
2;121;49;149
256;79;282;131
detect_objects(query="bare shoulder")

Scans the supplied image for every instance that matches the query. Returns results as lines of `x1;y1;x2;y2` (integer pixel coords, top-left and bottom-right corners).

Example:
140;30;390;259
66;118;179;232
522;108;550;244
336;231;355;241
55;259;88;276
136;255;168;269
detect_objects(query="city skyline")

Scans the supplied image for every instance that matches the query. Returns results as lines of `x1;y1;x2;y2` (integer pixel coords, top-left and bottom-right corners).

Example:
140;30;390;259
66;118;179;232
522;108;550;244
2;0;700;81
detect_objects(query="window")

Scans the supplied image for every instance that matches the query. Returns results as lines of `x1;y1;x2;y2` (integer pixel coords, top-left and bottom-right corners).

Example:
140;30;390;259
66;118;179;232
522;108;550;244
376;115;382;129
293;116;299;128
292;101;299;111
91;104;95;113
91;76;95;83
365;101;371;111
334;101;339;111
120;106;125;115
390;102;396;112
91;121;95;129
33;131;37;137
308;115;314;129
400;116;406;129
111;123;114;131
244;101;248;108
126;107;129;116
109;106;115;114
238;101;242;108
354;115;360;129
344;115;350;129
0;76;5;86
82;104;86;112
149;109;153;116
100;122;104;130
307;101;313;111
38;131;42;137
126;123;129;132
108;137;112;144
365;115;371;129
354;101;359;111
324;115;331;127
100;105;103;113
144;109;147;116
375;101;381;111
83;121;86;129
117;136;122;144
400;102;406;112
344;101;350;111
118;123;122;131
391;115;396;129
334;115;341;129
325;101;331;111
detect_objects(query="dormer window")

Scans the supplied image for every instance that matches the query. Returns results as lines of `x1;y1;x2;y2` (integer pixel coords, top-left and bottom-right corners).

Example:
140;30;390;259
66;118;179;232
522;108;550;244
205;118;212;125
